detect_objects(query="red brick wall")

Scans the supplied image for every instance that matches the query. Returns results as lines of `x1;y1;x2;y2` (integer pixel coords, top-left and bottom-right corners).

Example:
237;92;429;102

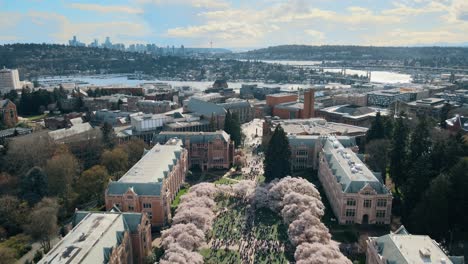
266;94;297;107
1;101;18;127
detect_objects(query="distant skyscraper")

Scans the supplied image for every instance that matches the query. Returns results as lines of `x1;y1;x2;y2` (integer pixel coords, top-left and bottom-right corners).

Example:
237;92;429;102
103;37;112;48
68;35;85;47
0;67;21;94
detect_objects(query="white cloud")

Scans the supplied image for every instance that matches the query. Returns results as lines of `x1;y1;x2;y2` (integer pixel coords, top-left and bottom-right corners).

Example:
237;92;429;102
304;29;325;40
69;3;144;14
364;28;468;46
382;1;448;16
137;0;230;9
25;11;151;44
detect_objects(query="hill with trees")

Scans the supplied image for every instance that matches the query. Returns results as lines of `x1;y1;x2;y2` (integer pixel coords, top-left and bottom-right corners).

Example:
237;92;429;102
231;45;468;67
0;44;288;81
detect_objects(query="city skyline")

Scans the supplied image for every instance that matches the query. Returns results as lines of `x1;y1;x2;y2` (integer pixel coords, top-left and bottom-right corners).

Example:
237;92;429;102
1;0;468;49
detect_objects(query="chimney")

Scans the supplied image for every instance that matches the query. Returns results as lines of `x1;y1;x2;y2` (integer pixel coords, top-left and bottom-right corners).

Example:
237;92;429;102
303;89;315;118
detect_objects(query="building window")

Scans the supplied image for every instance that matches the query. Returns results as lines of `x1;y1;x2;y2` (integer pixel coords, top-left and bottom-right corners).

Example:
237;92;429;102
296;150;308;156
147;212;152;219
345;220;354;224
364;200;372;208
346;199;356;206
143;203;152;209
376;210;386;218
345;209;355;217
128;205;134;211
377;199;387;207
127;195;133;199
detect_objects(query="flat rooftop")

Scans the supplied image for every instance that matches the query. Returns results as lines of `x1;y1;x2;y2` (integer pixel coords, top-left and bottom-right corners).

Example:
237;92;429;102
119;139;183;184
39;213;125;264
320;105;386;119
267;93;297;97
268;118;368;136
372;232;456;264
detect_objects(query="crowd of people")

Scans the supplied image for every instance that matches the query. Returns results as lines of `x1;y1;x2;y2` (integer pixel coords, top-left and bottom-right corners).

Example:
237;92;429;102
207;192;287;264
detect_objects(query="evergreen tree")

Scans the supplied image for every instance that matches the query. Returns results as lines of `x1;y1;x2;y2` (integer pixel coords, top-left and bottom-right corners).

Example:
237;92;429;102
224;110;232;133
223;111;241;147
389;112;408;192
20;167;48;205
410;173;450;240
230;113;242;147
439;103;451;129
264;125;291;182
448;158;468;236
209;113;216;132
366;111;385;142
408;115;431;163
101;122;116;149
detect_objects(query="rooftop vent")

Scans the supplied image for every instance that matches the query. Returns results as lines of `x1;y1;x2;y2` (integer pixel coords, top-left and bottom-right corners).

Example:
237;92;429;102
419;247;431;258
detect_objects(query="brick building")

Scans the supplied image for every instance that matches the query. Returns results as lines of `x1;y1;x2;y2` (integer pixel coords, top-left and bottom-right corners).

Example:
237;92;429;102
318;136;392;225
39;211;152;264
289;135;358;171
267;89;315;119
105;139;188;227
0;99;18;127
153;131;234;171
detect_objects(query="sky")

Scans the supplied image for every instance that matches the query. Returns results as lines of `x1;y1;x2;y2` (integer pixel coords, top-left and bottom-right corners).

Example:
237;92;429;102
1;0;468;49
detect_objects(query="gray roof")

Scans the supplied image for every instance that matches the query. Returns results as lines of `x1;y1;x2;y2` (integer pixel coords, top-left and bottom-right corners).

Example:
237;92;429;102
40;212;129;264
322;136;388;194
48;123;93;141
220;99;251;110
288;135;356;149
107;139;184;196
0;99;12;108
154;130;230;145
275;102;304;111
186;98;226;116
370;226;460;264
0;127;32;138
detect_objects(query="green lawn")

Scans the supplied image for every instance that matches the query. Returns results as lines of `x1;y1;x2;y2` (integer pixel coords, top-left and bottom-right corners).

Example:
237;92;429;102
24;114;47;121
171;186;188;210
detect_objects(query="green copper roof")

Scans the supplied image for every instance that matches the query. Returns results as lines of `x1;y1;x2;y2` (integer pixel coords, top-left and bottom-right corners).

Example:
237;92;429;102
107;182;162;196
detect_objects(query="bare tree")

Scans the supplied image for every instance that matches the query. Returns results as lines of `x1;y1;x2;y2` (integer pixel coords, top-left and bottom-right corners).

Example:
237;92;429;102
25;198;59;252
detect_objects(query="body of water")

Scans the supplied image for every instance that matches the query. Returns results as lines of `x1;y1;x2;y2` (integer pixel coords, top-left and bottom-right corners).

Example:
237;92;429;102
38;64;411;92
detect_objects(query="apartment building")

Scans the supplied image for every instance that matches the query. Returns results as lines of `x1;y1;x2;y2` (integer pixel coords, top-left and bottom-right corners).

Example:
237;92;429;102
0;68;21;94
105;139;188;227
